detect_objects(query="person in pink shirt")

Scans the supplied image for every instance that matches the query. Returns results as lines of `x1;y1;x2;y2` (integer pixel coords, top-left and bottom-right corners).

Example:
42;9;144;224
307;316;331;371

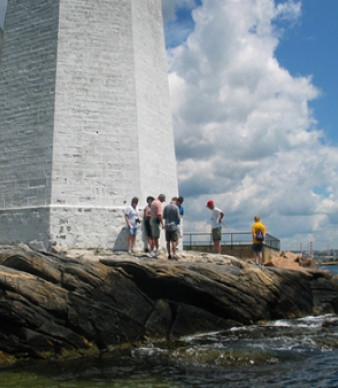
150;194;166;257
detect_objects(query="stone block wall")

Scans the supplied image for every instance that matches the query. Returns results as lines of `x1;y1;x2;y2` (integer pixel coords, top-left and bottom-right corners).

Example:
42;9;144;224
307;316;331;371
53;0;141;208
132;0;178;198
0;0;59;210
0;0;178;250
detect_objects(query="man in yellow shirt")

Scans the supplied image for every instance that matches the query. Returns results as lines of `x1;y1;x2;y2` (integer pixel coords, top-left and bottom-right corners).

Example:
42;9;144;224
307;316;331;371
252;216;266;265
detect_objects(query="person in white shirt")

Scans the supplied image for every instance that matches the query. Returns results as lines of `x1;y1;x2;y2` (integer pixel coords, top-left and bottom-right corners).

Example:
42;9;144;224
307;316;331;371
124;197;140;254
206;200;224;254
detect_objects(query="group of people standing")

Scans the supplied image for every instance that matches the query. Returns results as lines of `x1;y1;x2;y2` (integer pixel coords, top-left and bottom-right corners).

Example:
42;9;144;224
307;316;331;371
124;194;184;260
125;195;266;264
206;200;266;264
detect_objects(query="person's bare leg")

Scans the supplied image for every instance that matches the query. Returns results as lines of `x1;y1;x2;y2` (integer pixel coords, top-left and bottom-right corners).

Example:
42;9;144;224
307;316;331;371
128;234;132;251
172;241;177;257
258;251;263;265
130;234;136;251
214;240;221;254
167;241;171;257
148;237;153;251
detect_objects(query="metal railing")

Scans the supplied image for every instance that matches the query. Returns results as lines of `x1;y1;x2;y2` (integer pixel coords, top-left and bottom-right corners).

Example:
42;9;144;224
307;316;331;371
183;232;280;250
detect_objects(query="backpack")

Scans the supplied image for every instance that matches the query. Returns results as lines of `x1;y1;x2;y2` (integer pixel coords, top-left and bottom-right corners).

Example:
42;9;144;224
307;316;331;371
256;229;264;242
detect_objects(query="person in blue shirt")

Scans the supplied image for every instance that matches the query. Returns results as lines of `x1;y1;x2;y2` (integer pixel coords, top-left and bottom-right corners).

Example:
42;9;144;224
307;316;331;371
176;196;184;241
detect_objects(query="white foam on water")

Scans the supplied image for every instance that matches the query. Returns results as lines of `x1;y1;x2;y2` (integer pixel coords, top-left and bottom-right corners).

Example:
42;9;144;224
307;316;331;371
268;320;293;327
230;325;259;332
301;335;318;347
131;347;169;358
181;331;221;342
266;314;336;328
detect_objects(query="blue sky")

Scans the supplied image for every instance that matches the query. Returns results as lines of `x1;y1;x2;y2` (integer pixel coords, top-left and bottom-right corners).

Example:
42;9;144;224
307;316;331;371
162;0;338;251
274;0;338;146
162;0;338;146
1;0;338;250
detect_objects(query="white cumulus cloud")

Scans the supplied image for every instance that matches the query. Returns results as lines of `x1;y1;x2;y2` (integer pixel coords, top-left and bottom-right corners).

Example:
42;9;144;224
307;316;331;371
166;0;338;250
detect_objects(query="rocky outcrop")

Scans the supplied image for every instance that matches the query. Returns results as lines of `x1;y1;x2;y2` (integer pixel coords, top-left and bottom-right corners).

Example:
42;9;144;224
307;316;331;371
262;251;317;272
0;246;337;361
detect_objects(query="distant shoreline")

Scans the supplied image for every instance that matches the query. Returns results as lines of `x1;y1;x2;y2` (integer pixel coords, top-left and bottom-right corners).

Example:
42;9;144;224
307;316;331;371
320;262;338;266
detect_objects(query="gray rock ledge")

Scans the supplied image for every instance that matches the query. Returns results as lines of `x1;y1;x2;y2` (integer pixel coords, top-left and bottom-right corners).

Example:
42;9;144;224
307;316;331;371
0;245;337;362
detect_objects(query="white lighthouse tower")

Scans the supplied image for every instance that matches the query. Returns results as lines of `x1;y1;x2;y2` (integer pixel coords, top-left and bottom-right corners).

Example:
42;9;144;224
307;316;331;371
0;0;178;250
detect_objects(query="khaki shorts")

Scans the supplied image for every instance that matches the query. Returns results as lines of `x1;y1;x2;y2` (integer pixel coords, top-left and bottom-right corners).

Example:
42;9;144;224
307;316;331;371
166;229;179;242
212;227;222;241
150;218;161;239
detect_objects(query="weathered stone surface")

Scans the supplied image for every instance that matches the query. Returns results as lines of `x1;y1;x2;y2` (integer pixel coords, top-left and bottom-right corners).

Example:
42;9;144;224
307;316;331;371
263;250;317;273
0;0;178;251
0;246;337;362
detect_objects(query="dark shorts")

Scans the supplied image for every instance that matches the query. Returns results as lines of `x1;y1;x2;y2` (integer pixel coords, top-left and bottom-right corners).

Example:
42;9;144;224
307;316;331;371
144;218;152;238
212;227;222;241
166;229;179;242
253;243;263;252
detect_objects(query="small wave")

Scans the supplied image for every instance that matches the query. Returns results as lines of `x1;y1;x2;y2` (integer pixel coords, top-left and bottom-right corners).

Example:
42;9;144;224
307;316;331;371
182;331;221;342
230;325;259;332
131;347;170;358
267;314;336;328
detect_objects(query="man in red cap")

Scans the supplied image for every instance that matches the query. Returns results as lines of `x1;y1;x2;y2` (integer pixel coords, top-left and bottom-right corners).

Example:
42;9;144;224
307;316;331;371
206;200;224;254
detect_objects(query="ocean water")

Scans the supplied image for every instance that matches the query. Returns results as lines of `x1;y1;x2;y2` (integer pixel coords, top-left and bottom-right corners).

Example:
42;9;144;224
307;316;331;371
1;314;338;388
319;264;338;275
1;266;338;388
